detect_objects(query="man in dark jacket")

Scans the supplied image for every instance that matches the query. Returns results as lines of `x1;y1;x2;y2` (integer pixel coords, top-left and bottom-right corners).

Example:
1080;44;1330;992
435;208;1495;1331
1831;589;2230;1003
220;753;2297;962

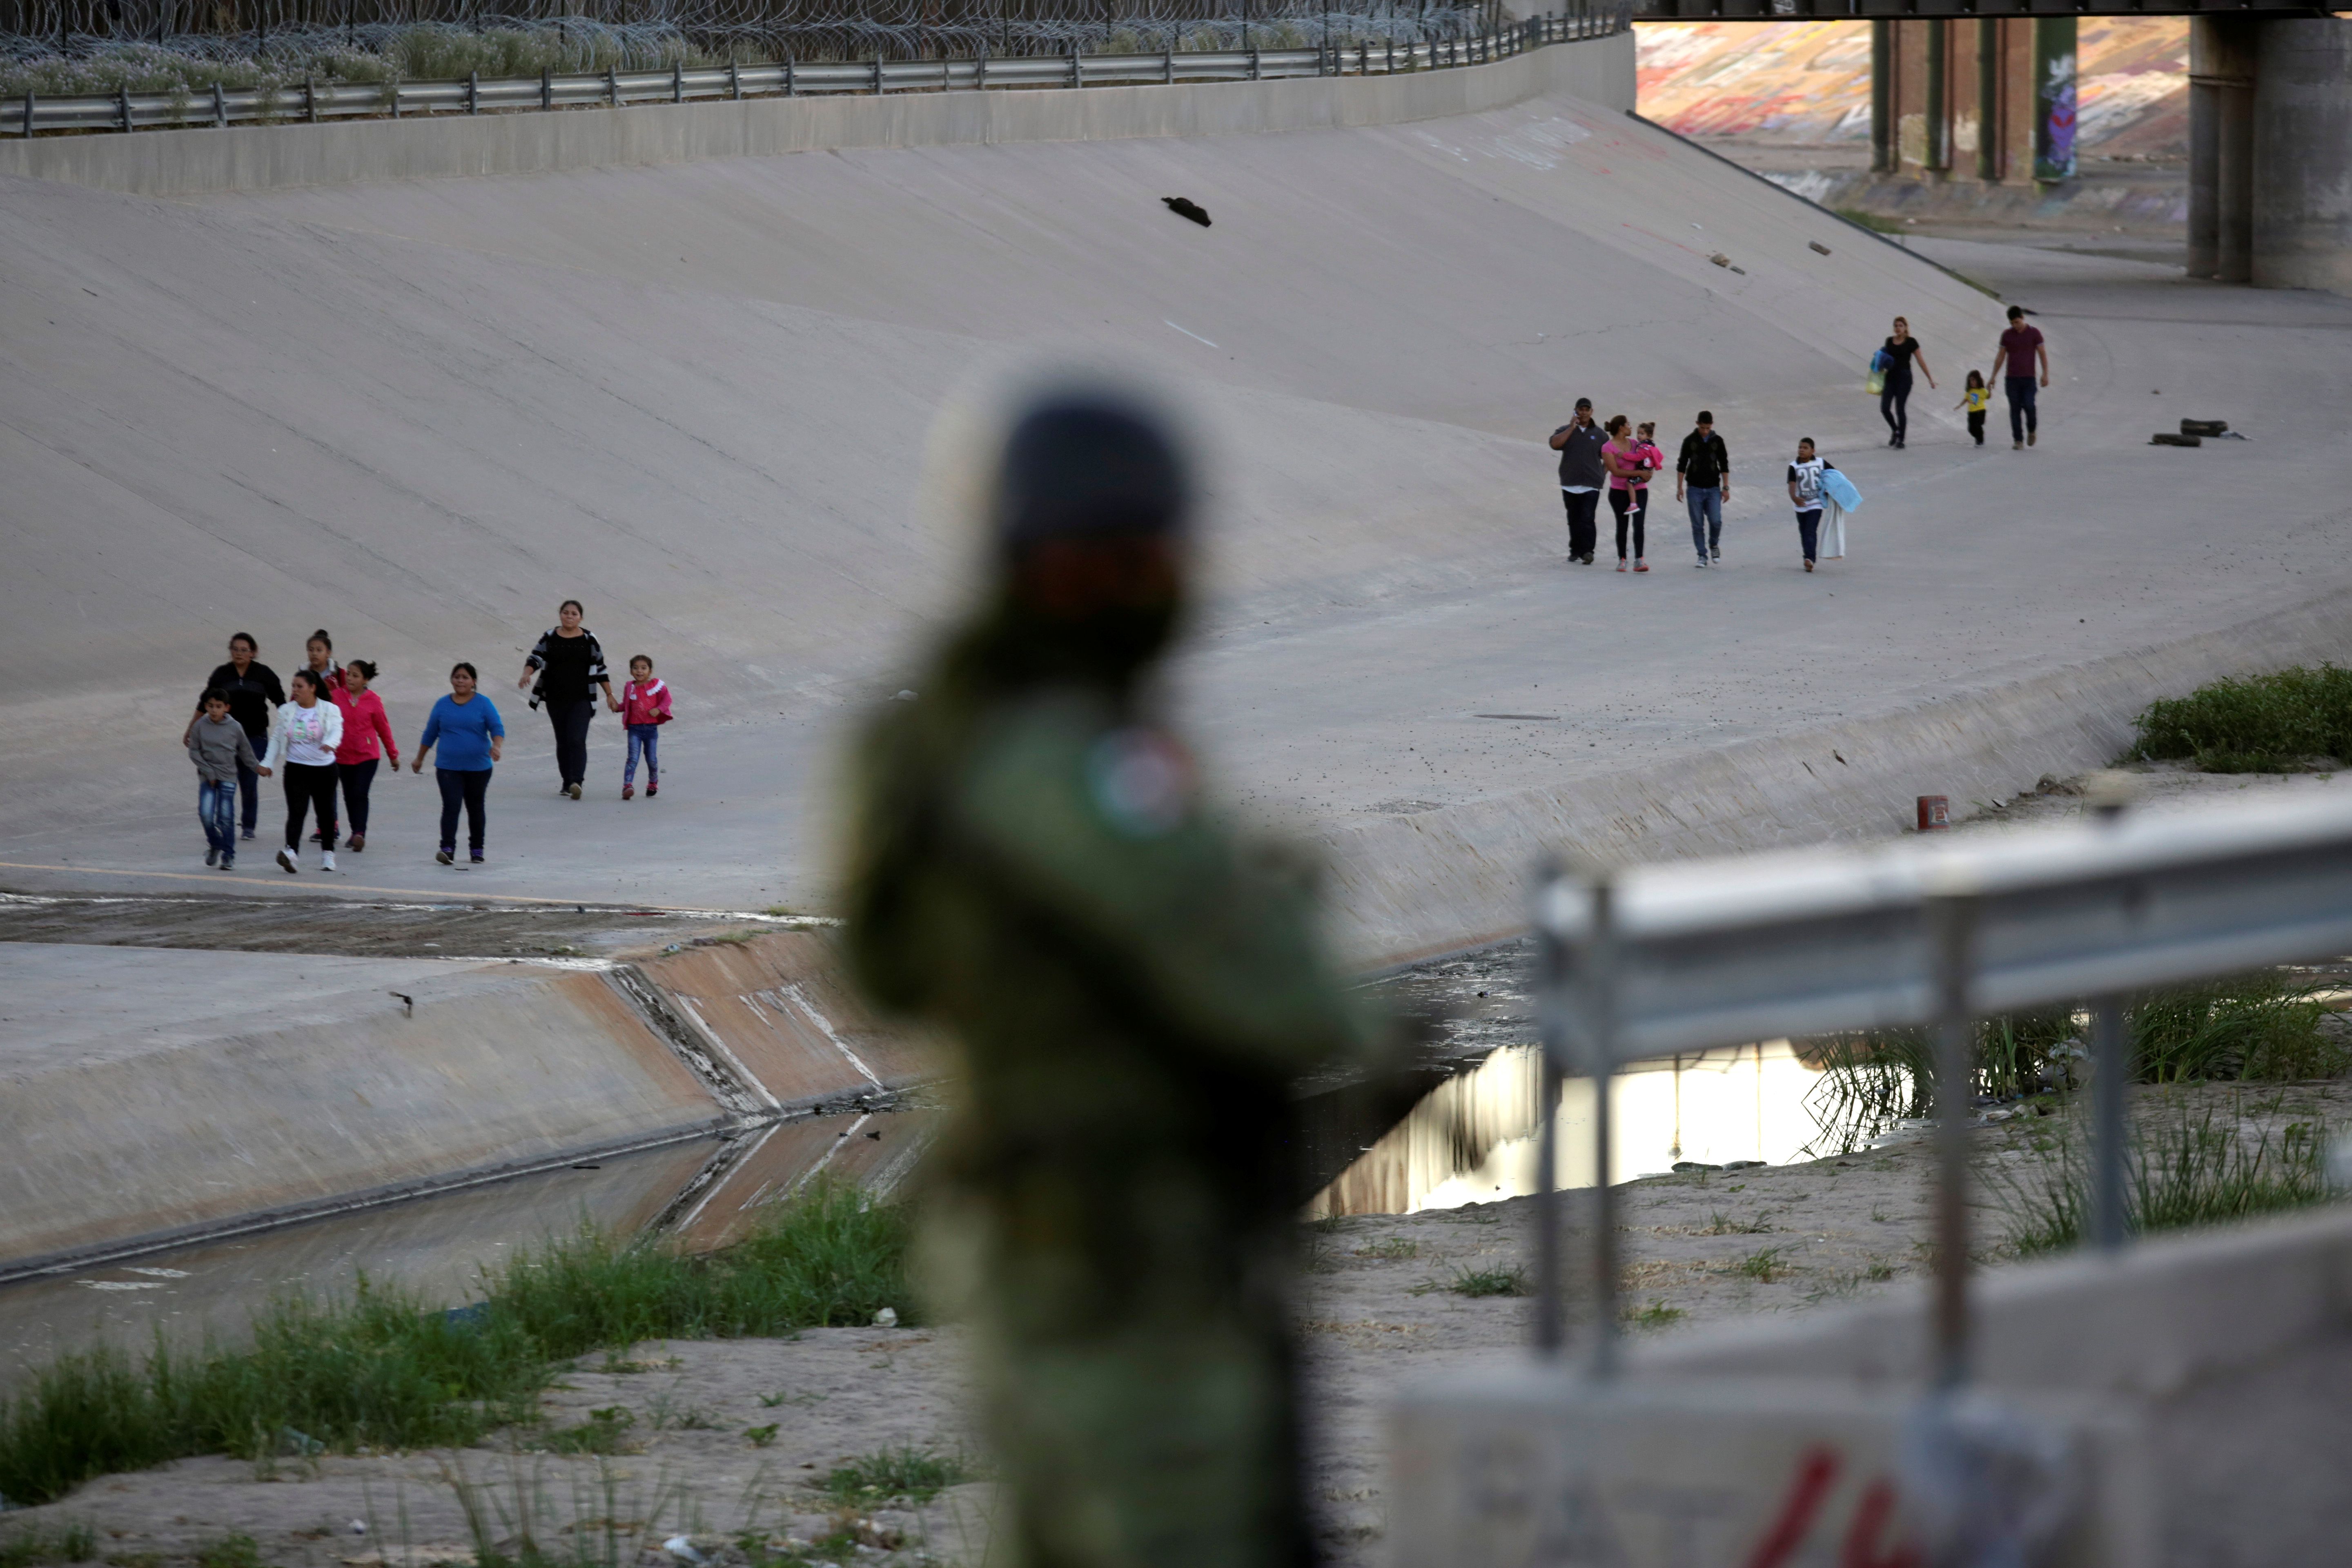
1548;398;1606;564
1676;412;1733;567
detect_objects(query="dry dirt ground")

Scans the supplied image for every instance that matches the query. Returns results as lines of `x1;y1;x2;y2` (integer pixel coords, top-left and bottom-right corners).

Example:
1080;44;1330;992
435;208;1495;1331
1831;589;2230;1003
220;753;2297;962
5;763;2350;1564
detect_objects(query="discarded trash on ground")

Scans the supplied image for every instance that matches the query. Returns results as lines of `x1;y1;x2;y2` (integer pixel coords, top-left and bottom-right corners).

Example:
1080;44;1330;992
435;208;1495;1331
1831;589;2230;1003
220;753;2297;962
1163;196;1211;227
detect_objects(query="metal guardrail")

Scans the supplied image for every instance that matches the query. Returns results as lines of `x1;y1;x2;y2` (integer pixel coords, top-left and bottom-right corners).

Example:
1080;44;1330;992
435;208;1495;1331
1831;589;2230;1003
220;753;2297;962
1527;786;2352;1384
1;3;1628;138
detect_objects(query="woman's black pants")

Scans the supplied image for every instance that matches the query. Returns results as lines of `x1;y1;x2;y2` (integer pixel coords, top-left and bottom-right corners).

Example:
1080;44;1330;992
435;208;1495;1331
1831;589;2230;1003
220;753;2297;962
1880;373;1912;441
437;767;491;855
338;757;379;836
1610;488;1646;560
281;762;339;850
546;699;596;789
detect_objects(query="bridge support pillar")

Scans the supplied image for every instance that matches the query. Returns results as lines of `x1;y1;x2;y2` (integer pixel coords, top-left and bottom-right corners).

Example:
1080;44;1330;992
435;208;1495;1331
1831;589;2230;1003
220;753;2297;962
2190;16;2259;283
2251;17;2352;294
1871;16;2039;187
2192;15;2352;294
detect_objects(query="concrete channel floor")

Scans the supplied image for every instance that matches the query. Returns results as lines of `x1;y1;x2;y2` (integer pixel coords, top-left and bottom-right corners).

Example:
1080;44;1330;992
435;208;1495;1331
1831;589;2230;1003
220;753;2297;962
1;89;2348;953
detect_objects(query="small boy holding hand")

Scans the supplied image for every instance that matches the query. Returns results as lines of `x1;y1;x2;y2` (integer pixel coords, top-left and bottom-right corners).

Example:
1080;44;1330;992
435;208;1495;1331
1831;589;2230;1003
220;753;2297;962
619;656;673;800
188;688;260;868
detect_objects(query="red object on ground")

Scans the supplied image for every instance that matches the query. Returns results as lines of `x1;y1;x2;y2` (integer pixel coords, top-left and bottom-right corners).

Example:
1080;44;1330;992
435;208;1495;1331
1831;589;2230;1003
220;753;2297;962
1917;795;1951;831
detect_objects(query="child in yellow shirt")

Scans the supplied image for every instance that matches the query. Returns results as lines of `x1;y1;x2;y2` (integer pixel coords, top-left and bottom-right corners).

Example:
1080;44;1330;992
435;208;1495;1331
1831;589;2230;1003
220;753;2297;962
1957;370;1991;447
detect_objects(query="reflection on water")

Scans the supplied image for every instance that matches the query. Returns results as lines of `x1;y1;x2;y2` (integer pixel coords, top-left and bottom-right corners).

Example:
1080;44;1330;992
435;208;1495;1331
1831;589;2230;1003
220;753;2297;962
1308;1042;1826;1217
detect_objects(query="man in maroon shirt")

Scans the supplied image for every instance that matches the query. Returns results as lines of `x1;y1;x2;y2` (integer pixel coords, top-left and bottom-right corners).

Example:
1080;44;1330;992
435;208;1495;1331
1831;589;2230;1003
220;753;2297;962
1989;305;2050;450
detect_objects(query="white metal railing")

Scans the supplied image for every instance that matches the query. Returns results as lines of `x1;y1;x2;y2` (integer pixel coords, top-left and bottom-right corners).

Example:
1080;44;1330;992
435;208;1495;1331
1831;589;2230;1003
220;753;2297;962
1526;786;2352;1384
1;3;1628;138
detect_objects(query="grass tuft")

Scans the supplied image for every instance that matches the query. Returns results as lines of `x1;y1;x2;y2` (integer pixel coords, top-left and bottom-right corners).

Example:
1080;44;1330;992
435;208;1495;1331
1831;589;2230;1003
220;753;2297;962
1801;972;2340;1155
1446;1265;1530;1298
2000;1094;2333;1256
0;1180;908;1508
1728;1247;1795;1283
2128;664;2352;772
1621;1301;1685;1330
0;1521;97;1567
820;1445;971;1506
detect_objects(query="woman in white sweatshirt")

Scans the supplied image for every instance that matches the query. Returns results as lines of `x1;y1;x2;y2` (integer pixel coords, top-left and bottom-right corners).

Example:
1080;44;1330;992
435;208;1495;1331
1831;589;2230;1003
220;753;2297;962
262;668;346;874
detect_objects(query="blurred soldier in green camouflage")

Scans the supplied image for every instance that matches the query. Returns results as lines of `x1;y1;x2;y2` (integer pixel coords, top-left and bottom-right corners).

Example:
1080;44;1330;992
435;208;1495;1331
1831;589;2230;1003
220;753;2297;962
842;381;1378;1568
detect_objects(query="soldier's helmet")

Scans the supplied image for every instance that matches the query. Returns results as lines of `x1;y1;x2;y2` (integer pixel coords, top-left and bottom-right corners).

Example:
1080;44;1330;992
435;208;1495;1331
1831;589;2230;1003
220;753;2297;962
991;386;1191;559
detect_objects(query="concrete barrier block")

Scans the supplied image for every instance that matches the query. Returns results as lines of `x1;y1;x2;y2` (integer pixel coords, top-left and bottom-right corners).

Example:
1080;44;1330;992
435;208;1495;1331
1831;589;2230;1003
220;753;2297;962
1640;1203;2352;1402
1388;1368;2153;1568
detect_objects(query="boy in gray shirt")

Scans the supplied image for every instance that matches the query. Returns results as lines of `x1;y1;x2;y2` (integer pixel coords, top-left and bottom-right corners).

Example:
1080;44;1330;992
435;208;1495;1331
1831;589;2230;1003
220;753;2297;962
189;688;261;868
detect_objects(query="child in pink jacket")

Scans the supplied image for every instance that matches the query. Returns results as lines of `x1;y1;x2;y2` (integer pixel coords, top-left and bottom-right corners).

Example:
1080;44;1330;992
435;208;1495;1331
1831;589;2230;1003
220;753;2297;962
619;655;673;800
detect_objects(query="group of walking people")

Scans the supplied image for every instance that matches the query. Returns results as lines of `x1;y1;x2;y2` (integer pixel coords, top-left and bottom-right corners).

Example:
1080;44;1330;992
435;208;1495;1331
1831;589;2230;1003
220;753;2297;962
180;600;673;874
1548;400;1740;572
1874;305;2052;451
1548;306;2054;572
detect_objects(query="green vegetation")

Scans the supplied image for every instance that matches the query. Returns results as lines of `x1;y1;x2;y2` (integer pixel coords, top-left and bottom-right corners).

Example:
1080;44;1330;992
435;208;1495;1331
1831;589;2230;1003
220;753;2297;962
0;1181;909;1508
1700;1211;1774;1236
2128;664;2352;773
1728;1247;1795;1283
1356;1236;1419;1259
1833;207;1906;234
1446;1265;1530;1298
820;1445;972;1507
2001;1094;2334;1256
1621;1301;1685;1330
0;1520;96;1567
1802;972;2343;1154
535;1407;638;1456
189;1539;258;1568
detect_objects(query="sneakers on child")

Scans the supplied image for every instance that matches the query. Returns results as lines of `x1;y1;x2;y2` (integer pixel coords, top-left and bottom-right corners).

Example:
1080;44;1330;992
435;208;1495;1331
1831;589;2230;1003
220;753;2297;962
1634;559;1650;573
218;857;234;870
624;784;635;801
1711;547;1722;561
647;781;659;797
205;847;220;867
276;846;299;874
470;853;486;864
435;848;455;866
321;851;337;872
565;782;583;800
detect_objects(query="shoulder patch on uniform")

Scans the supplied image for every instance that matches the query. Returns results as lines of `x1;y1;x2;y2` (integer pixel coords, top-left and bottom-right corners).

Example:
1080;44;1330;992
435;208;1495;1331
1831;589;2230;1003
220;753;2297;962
1085;727;1196;837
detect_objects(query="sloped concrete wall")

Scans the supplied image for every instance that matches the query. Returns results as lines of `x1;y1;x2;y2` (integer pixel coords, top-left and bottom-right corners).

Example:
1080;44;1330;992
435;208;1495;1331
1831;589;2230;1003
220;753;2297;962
0;940;876;1274
0;32;1633;198
1325;591;2352;964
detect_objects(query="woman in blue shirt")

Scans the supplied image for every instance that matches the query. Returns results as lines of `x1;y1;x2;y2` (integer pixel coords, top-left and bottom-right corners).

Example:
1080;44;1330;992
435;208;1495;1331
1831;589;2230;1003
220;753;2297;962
411;663;505;865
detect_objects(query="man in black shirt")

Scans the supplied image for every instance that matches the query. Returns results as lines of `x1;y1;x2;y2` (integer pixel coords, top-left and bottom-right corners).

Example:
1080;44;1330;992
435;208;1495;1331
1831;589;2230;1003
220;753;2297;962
182;631;283;839
1675;412;1733;568
1548;398;1606;565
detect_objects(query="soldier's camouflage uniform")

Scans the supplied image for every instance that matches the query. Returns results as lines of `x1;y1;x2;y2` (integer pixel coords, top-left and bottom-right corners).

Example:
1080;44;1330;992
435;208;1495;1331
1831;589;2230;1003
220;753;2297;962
842;389;1377;1568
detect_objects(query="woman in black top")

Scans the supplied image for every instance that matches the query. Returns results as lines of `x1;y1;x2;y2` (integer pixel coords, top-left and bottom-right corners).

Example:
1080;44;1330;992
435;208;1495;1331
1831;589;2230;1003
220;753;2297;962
517;599;617;800
1878;315;1936;450
181;631;283;840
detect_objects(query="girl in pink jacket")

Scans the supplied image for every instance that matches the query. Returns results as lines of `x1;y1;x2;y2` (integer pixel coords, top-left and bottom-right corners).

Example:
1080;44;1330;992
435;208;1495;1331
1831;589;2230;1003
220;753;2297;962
330;660;399;851
619;655;673;800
